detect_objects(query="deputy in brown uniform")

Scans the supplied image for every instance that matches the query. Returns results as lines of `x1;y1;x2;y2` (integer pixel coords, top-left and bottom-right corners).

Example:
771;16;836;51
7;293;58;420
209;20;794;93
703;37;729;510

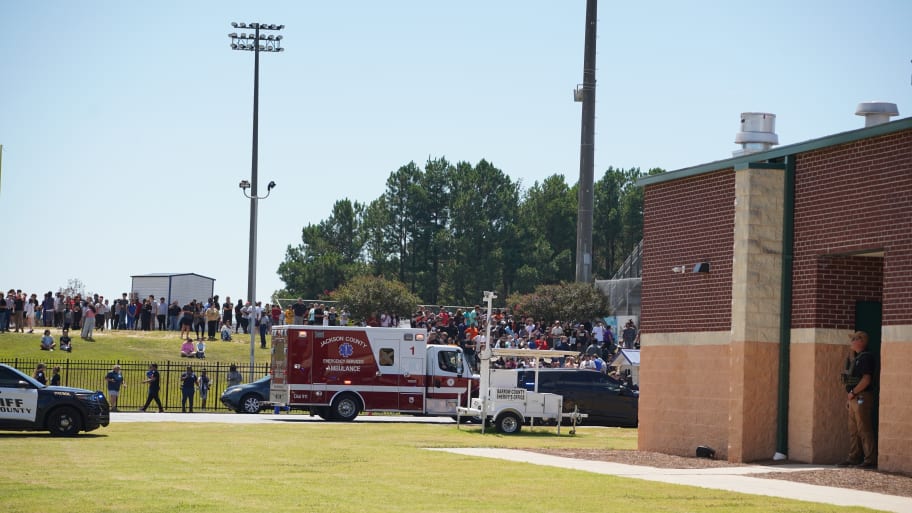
837;331;877;468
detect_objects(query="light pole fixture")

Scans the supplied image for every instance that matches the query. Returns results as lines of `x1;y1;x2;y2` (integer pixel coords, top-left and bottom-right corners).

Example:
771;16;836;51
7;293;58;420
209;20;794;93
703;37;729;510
229;21;285;381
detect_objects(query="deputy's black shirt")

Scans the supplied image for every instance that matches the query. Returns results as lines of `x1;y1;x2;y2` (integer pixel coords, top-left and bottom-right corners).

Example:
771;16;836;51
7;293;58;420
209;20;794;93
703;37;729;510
847;351;877;392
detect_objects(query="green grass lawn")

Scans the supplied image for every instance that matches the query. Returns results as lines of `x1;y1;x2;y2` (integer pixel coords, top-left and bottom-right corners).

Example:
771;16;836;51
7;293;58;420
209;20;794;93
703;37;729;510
0;329;272;363
0;422;874;513
0;331;881;512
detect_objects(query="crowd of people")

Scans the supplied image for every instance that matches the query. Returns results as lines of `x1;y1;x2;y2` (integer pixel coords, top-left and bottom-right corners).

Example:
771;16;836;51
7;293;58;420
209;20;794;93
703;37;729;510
12;287;642;400
5;286;640;362
0;288;320;353
406;305;640;376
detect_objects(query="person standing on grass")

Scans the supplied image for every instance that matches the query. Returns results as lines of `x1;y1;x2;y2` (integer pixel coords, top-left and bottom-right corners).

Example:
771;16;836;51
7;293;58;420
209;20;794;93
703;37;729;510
81;301;96;341
271;303;282;327
180;302;193;339
193;301;206;341
292;298;307;325
226;364;243;388
126;299;137;330
140;363;164;412
105;364;125;412
205;302;220;341
50;366;61;387
42;292;55;328
11;291;25;333
34;363;48;385
156;298;168;331
140;297;153;331
257;302;269;349
0;292;9;333
198;369;211;411
222;297;234;330
168;300;181;331
25;293;37;333
117;293;128;329
180;365;198;413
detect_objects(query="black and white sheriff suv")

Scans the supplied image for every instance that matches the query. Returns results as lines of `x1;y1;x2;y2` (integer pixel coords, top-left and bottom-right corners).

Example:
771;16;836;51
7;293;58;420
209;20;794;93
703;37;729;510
0;363;110;436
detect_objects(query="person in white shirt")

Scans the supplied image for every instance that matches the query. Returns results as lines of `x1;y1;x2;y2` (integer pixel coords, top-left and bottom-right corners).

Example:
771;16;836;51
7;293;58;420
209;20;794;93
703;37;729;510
157;297;168;330
592;322;605;344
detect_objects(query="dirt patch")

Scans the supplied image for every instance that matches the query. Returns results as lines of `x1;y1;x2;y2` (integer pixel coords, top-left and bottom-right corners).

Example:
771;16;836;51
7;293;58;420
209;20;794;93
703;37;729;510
528;449;912;498
530;448;738;469
748;469;912;499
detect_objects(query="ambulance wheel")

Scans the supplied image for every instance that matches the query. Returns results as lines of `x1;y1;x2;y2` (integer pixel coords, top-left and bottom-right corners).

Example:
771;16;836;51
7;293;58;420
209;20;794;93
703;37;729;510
331;394;360;422
48;406;82;436
496;412;522;434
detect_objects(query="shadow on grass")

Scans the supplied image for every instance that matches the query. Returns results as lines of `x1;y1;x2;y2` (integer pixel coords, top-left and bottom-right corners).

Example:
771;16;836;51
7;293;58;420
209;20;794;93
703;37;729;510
0;432;109;439
455;429;580;438
269;417;457;425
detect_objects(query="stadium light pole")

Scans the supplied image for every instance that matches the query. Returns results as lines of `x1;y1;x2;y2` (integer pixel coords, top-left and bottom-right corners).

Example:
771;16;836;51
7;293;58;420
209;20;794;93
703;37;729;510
229;21;285;382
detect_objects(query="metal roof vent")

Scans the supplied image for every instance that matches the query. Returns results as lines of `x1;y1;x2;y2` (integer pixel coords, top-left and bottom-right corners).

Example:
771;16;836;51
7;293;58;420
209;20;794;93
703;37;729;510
855;101;899;127
733;112;778;157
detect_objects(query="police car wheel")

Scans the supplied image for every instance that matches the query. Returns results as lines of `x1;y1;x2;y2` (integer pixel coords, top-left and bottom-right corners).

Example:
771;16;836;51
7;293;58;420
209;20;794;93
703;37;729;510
48;406;82;436
331;394;360;422
240;394;262;414
496;412;522;434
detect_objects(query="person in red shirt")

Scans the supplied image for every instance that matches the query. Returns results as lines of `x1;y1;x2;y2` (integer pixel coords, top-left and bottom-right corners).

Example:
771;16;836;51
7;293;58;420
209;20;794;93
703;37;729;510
271;304;281;324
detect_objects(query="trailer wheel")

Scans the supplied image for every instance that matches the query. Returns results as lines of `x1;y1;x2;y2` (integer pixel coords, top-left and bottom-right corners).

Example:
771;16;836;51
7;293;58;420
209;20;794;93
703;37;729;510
48;406;82;436
496;412;522;434
330;394;360;422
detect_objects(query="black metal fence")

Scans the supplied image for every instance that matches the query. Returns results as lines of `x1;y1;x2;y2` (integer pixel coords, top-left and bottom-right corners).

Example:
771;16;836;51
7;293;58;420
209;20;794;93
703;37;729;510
1;358;271;412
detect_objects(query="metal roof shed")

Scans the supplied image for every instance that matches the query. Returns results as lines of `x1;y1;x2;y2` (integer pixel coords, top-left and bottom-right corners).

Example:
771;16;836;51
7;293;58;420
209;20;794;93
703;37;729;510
130;273;215;307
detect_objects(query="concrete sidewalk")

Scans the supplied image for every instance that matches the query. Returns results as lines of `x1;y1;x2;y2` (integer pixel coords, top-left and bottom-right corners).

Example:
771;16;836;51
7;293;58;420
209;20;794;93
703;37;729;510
432;448;912;513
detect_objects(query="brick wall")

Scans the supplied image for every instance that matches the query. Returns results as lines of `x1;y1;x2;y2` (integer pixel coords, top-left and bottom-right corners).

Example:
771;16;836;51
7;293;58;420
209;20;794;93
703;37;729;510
791;129;912;327
803;256;884;329
642;169;735;333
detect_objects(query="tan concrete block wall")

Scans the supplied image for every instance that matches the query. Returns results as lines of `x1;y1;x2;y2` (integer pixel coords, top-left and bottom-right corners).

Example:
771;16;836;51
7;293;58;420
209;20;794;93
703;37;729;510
731;167;784;344
729;341;780;462
788;328;852;464
787;341;815;462
878;325;912;474
811;340;852;463
728;167;785;463
638;334;730;459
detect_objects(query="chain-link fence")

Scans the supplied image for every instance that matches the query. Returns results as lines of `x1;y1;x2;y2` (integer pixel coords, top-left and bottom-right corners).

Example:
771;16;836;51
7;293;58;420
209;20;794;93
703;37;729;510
1;358;271;412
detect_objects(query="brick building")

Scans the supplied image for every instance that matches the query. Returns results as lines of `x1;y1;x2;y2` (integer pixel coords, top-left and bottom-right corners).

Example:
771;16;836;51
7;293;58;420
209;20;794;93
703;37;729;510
637;113;911;473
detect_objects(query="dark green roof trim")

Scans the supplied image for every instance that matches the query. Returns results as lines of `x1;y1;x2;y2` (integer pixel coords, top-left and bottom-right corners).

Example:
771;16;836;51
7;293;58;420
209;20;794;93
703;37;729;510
638;116;912;187
739;161;787;171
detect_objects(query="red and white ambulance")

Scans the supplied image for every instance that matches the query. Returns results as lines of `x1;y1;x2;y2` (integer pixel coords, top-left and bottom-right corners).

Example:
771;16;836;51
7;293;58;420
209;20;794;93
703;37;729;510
269;325;477;421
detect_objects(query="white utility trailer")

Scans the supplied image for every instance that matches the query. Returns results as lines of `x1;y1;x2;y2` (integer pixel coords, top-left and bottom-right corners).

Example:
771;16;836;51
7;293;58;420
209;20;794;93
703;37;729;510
457;347;586;434
457;291;586;434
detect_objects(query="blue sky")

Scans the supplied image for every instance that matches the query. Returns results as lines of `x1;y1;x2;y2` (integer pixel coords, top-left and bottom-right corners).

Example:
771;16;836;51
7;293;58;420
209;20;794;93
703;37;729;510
1;0;909;303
